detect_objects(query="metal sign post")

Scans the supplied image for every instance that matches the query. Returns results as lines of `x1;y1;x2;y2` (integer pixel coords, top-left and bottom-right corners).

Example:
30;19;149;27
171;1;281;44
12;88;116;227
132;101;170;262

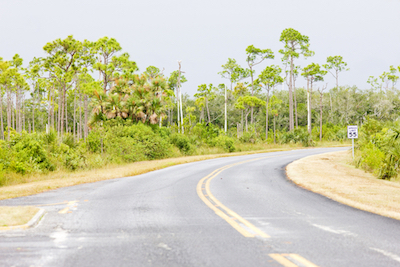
347;125;358;159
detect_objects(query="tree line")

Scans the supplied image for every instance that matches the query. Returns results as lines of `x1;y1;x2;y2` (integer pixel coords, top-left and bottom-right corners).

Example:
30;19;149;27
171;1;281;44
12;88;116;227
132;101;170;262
0;29;399;144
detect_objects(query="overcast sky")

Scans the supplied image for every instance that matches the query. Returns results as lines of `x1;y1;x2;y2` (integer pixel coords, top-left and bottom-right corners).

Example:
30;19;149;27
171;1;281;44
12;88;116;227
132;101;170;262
1;0;399;95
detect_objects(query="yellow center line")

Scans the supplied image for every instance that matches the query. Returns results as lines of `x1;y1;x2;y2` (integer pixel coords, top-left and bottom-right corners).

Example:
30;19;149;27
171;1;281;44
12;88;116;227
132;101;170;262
58;207;70;214
34;201;69;207
196;155;282;238
287;254;320;267
269;254;299;267
269;254;320;267
34;200;80;207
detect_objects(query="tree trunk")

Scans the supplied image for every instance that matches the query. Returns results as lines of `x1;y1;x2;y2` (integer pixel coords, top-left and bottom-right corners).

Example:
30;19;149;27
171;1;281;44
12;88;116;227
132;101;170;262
320;91;323;141
47;85;51;130
84;94;88;140
12;102;15;131
16;88;20;133
336;69;339;88
245;110;249;132
307;78;311;134
273;115;276;144
179;87;184;133
79;88;82;140
33;85;36;133
265;90;269;140
57;88;62;135
329;92;333;123
7;87;11;140
224;85;227;132
250;68;254;125
0;92;4;140
22;94;25;132
206;98;210;124
241;110;244;133
293;78;298;128
65;88;68;134
288;57;294;131
73;86;77;140
51;87;55;130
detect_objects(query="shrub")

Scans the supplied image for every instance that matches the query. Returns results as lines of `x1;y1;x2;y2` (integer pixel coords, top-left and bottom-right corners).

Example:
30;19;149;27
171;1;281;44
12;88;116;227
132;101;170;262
192;123;220;143
0;163;6;186
118;124;172;159
170;133;194;155
62;133;77;149
280;128;314;147
104;136;147;162
209;135;236;152
239;132;257;143
358;143;385;174
11;133;55;173
87;129;103;153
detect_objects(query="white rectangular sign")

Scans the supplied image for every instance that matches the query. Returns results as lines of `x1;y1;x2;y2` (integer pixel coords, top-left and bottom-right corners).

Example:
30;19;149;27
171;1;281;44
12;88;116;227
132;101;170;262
347;125;358;139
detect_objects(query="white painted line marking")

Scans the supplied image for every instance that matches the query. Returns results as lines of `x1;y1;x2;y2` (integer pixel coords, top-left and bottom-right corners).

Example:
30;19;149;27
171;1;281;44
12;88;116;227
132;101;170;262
312;224;357;237
371;247;400;263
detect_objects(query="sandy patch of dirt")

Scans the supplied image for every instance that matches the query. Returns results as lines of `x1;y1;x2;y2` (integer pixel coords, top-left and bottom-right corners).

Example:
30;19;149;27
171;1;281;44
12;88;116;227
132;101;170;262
287;150;400;220
0;206;39;227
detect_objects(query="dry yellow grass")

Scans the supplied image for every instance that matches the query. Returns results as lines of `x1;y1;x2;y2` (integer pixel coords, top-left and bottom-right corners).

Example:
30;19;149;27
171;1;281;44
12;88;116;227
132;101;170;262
0;206;39;227
287;150;400;220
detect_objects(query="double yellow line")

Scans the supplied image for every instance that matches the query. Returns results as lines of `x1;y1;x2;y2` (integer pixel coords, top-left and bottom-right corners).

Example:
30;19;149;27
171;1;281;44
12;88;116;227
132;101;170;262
269;254;319;267
196;154;320;267
196;156;273;238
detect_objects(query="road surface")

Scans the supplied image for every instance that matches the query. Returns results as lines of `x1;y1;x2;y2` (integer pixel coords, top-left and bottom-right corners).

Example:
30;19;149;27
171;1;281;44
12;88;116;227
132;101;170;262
1;147;400;267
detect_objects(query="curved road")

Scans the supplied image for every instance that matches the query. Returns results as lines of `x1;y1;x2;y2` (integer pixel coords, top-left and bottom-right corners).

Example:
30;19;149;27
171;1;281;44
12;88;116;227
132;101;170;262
1;147;400;267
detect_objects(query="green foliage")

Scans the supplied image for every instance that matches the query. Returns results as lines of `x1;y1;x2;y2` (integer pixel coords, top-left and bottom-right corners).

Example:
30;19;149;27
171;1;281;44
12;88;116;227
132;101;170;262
208;135;236;152
280;128;314;147
312;124;347;141
192;123;220;144
87;130;103;153
239;131;257;143
169;133;194;155
356;118;400;179
9;132;55;173
62;133;76;149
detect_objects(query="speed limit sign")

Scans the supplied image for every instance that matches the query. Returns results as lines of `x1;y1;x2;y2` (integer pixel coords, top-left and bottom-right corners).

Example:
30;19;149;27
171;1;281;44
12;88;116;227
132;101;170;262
347;125;358;139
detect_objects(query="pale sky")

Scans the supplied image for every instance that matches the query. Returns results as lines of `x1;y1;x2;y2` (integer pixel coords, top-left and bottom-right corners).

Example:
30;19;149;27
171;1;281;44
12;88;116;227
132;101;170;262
1;0;399;95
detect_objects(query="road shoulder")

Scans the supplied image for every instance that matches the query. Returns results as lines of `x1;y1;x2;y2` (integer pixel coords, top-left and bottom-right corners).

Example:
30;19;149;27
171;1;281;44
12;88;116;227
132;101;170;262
286;150;400;220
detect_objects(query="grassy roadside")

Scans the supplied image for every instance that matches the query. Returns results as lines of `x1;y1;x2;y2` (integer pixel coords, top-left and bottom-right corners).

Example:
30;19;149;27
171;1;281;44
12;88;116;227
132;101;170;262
0;206;39;227
287;150;400;221
0;145;303;201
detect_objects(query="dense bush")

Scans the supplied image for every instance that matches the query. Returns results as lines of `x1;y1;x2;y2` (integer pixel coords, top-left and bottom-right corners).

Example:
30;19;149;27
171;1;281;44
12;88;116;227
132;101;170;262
0;119;349;187
9;132;55;173
239;131;258;143
169;133;194;155
192;123;220;144
355;117;400;179
90;123;173;161
312;123;347;141
280;127;314;147
208;135;236;152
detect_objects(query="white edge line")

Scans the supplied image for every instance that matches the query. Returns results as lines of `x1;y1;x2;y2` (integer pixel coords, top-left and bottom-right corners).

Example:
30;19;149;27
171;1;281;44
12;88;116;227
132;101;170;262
370;247;400;263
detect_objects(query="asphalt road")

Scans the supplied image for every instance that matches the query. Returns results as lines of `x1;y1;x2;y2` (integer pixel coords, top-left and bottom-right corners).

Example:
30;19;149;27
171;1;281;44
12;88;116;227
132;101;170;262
1;147;400;267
